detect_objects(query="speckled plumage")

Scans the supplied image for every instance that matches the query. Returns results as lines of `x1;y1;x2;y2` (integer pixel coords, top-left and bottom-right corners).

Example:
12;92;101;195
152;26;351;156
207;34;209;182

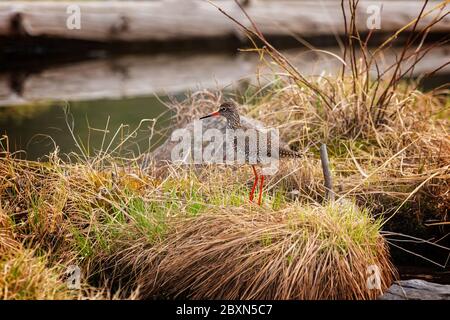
199;101;301;205
215;102;301;162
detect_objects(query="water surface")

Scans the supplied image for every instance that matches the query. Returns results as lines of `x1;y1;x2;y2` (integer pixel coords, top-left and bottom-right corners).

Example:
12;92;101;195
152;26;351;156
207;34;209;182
0;95;172;160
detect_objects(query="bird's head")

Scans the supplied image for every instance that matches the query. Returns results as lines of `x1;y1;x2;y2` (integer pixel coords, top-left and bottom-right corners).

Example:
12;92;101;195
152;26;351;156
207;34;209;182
200;102;237;120
199;102;240;128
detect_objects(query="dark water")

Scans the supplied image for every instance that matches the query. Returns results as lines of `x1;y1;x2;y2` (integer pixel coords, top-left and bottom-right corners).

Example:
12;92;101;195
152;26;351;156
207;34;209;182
0;96;173;160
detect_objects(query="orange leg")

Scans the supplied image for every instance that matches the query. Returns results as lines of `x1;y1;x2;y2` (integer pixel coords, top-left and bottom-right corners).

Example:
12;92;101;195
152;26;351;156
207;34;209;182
249;165;259;202
257;175;265;206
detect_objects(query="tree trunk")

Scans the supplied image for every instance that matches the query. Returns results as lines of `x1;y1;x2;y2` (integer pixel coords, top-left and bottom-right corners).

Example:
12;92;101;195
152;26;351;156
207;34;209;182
0;1;448;42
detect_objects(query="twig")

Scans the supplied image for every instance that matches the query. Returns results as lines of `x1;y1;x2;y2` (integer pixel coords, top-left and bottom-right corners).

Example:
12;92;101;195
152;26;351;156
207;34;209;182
320;144;335;202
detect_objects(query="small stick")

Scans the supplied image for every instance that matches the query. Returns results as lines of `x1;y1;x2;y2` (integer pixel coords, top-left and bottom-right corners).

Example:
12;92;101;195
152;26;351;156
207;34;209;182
320;144;335;201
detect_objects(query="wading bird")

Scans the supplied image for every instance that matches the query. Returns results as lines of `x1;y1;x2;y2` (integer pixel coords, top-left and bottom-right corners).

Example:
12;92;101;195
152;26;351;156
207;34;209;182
200;101;301;205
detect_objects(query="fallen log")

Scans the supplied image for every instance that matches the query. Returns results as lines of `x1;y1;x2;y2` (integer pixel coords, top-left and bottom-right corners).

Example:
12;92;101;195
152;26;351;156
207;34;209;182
1;45;448;106
0;1;448;42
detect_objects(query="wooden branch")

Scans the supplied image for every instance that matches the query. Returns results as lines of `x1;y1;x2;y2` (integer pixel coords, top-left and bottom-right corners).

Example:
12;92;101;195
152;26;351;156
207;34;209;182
320;144;334;202
0;1;448;42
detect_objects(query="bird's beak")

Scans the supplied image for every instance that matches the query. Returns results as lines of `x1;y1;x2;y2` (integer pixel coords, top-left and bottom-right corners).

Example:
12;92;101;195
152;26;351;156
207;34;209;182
199;111;220;120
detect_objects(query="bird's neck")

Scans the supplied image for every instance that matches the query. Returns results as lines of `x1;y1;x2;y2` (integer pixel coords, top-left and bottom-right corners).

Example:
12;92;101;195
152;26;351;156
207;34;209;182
226;114;241;129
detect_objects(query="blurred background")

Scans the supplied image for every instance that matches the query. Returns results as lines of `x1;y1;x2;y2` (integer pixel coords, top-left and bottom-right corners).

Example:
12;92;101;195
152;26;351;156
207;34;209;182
0;0;448;159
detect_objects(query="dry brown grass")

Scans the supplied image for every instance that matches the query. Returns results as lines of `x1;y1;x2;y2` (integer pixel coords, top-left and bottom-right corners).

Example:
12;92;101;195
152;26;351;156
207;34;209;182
0;248;74;300
254;83;450;216
166;75;449;229
0;244;138;300
0;149;399;299
107;202;395;299
0;150;159;299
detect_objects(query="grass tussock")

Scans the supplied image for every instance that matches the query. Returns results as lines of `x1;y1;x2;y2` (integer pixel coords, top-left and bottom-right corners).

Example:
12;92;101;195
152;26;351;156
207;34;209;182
0;248;74;300
113;202;395;300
